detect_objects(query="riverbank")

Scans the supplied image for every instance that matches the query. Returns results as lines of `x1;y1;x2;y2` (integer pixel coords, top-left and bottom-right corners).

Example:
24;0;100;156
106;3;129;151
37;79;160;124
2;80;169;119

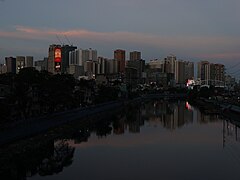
189;97;240;122
0;93;188;146
0;101;124;146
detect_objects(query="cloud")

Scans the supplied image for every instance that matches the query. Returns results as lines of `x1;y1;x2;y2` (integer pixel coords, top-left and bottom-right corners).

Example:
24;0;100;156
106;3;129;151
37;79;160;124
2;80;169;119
1;25;239;48
0;25;240;61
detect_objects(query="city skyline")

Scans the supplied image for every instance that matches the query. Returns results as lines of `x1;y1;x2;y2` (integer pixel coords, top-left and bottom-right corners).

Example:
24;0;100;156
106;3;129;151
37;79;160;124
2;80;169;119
0;0;240;70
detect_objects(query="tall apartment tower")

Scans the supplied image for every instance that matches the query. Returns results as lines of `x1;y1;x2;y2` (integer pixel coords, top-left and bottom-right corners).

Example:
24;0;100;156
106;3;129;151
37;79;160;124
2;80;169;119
214;64;225;82
61;45;77;73
198;61;225;85
106;59;118;74
175;60;185;84
114;49;125;73
70;48;97;65
16;56;25;73
35;57;48;71
25;56;34;67
197;61;211;81
0;64;7;74
164;55;177;74
130;51;141;61
69;48;98;76
175;60;194;85
5;57;16;73
97;57;107;74
48;44;62;74
185;61;194;80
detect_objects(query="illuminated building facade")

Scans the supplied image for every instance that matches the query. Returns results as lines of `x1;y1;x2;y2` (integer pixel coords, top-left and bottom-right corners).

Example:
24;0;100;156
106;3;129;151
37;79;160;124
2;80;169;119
48;44;62;74
16;56;25;73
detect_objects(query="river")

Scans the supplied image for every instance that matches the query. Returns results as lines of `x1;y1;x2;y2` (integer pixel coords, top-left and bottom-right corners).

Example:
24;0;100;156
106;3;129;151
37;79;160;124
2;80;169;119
1;100;240;180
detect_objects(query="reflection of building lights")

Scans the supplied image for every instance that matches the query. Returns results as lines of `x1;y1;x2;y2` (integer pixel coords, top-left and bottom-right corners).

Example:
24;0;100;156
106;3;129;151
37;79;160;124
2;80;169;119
186;102;193;111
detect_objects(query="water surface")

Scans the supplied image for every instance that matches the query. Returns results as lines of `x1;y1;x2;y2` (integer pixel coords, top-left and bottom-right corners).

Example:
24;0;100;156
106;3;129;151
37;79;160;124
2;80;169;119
2;101;240;180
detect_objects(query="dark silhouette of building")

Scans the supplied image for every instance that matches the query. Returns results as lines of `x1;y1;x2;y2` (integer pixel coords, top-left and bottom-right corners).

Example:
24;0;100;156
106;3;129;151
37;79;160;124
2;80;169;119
35;57;48;71
126;59;145;85
130;51;141;61
114;49;125;73
61;45;77;73
5;57;16;73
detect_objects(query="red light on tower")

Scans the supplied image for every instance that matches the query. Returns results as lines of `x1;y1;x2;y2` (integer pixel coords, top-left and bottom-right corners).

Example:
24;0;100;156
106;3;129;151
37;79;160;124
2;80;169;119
54;48;61;63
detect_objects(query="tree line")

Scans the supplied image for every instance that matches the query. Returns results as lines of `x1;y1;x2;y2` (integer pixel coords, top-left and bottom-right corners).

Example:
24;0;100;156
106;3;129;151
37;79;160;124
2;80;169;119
0;68;120;124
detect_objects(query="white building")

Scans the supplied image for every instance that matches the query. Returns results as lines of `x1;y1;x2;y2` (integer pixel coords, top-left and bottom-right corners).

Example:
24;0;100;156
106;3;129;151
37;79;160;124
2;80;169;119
69;48;97;66
97;57;107;74
148;59;165;72
69;48;97;77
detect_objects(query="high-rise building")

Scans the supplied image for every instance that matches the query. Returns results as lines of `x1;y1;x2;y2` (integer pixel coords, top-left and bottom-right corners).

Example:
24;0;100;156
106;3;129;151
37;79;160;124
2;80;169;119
0;64;7;74
69;48;97;72
146;59;176;87
148;59;165;72
130;51;141;61
16;56;25;73
69;48;97;78
48;44;62;74
61;45;77;73
198;61;225;86
97;57;107;75
5;57;16;73
185;61;194;80
68;65;84;78
106;59;118;74
164;55;176;74
126;59;145;84
175;60;194;86
175;60;185;85
25;56;33;67
198;61;210;81
114;49;125;73
35;58;48;71
214;64;225;82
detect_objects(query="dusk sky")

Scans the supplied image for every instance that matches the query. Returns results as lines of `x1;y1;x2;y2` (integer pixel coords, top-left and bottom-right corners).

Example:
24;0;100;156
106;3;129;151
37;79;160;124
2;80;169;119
0;0;240;72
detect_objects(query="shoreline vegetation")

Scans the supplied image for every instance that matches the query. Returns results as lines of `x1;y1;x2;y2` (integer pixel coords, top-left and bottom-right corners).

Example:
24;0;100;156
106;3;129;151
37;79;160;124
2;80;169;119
0;68;240;146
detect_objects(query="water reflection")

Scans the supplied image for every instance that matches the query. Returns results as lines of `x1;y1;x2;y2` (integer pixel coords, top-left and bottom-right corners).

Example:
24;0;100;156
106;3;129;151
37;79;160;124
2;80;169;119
38;140;74;176
0;139;74;180
0;100;240;180
222;119;240;167
144;101;194;129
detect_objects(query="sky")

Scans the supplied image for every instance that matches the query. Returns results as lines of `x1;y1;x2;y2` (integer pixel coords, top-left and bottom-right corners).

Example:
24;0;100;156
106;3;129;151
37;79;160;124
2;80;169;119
0;0;240;72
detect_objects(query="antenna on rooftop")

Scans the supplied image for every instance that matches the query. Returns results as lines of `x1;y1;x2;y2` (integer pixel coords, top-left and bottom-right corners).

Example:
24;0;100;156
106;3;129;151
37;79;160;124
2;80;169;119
64;34;73;46
56;34;64;45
